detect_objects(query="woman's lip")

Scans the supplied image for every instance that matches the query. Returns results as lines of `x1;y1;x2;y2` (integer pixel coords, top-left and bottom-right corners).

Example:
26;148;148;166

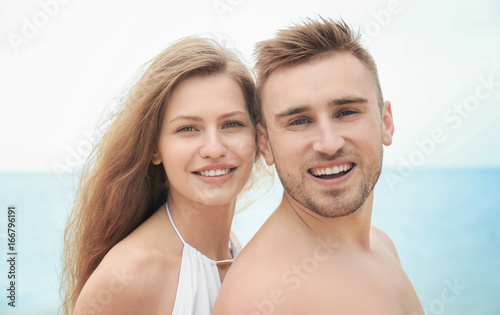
193;167;236;184
191;164;237;173
193;167;237;177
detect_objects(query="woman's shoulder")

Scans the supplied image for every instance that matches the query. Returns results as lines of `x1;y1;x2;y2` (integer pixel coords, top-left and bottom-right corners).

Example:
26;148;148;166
73;211;183;314
73;244;164;314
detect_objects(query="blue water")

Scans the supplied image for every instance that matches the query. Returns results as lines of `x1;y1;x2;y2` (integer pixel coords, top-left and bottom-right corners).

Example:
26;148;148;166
374;169;500;315
0;168;499;314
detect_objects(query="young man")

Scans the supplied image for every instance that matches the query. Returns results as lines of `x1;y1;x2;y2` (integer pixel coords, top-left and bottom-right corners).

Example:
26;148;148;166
213;18;423;314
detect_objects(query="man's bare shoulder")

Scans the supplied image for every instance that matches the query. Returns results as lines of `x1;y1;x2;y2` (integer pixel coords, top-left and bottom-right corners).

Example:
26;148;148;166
228;210;295;272
371;224;401;263
213;210;320;315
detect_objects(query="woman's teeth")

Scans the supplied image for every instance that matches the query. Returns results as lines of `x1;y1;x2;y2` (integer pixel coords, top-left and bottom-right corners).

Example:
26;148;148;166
199;169;230;177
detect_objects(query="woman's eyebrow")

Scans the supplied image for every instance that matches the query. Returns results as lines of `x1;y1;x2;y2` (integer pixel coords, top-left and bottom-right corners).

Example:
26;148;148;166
218;110;246;120
168;115;202;124
168;110;246;124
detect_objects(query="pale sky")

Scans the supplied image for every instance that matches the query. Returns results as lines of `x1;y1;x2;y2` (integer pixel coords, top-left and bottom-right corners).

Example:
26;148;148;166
1;0;499;172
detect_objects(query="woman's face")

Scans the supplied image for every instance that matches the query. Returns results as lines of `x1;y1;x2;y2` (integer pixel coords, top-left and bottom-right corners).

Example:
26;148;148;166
153;73;256;206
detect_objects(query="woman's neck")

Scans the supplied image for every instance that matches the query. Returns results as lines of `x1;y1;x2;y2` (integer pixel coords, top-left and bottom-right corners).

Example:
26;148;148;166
166;193;236;261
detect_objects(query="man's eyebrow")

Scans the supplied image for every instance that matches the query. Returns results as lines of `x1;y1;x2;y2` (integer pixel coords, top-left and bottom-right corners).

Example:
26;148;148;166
274;105;310;121
273;96;368;121
330;96;369;106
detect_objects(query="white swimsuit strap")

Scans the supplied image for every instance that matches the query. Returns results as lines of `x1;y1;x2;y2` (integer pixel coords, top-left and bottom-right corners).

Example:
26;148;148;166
165;203;186;245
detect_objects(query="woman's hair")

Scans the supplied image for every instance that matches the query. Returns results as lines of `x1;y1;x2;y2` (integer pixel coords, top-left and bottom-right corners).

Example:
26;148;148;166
60;37;258;314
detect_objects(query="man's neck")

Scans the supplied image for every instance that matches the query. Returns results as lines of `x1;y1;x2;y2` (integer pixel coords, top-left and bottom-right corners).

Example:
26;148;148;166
281;191;374;251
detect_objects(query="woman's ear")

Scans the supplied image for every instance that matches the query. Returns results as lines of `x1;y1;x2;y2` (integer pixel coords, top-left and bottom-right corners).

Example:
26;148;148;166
257;124;275;166
381;100;395;146
151;149;162;165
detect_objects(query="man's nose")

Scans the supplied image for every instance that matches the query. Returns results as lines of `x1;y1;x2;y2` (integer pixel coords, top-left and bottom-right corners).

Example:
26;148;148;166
312;117;345;156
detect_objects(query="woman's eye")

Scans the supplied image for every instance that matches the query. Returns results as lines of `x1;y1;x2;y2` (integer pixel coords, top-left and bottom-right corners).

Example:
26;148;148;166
223;121;244;128
177;126;196;132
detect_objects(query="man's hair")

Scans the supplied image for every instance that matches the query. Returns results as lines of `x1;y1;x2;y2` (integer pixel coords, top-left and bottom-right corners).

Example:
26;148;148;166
254;17;384;126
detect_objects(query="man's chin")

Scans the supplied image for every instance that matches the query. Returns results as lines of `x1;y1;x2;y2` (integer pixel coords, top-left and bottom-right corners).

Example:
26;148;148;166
302;189;369;218
310;203;360;219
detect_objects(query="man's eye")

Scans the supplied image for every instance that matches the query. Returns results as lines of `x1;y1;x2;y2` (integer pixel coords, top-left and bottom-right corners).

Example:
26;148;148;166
223;121;244;128
290;118;309;125
177;126;196;132
339;110;357;117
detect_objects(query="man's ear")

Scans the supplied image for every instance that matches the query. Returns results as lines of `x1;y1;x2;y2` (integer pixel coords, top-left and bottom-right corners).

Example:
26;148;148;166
381;100;395;146
151;149;162;165
257;123;274;166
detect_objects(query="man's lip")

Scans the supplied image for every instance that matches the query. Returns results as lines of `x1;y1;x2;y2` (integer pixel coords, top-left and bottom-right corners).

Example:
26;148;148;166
307;163;356;184
308;162;355;174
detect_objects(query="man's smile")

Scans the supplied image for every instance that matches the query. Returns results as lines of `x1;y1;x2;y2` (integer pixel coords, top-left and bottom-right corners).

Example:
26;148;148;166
308;162;354;179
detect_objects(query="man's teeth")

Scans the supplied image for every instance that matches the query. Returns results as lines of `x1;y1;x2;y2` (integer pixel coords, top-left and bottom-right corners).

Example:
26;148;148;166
311;164;353;176
199;169;230;177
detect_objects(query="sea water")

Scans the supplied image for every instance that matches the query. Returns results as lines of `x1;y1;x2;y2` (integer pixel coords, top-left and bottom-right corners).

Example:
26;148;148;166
0;168;499;314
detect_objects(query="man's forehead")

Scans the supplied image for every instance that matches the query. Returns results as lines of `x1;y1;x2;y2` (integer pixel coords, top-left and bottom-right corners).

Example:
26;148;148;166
260;53;376;114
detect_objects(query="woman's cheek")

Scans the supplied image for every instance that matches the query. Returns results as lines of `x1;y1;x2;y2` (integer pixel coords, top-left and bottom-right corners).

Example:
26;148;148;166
239;136;257;160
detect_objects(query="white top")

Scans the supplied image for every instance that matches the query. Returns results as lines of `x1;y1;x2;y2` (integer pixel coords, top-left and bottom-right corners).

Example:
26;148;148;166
166;203;239;315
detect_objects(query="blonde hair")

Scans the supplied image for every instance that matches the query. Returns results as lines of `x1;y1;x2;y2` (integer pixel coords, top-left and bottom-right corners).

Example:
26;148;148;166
60;37;258;314
254;17;383;126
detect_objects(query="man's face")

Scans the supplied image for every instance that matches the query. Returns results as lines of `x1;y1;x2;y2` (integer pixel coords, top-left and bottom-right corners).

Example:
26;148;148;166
258;53;394;218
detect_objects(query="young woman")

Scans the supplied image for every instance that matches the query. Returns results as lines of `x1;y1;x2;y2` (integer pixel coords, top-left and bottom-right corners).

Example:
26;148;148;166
60;37;259;314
